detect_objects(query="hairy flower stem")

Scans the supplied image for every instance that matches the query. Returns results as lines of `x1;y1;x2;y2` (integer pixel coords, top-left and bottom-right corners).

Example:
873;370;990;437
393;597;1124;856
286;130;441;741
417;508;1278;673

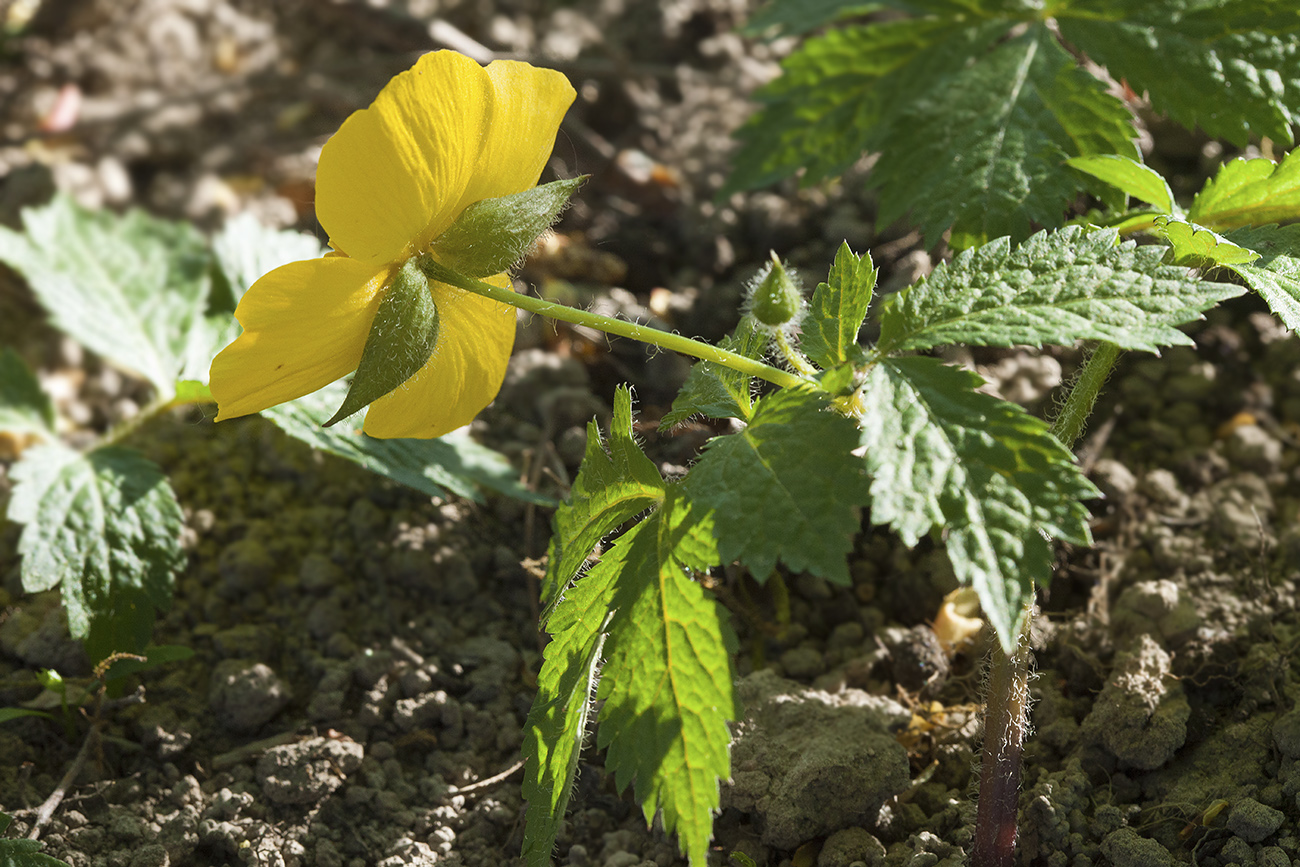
971;342;1121;865
972;638;1032;867
1050;340;1122;449
416;255;809;391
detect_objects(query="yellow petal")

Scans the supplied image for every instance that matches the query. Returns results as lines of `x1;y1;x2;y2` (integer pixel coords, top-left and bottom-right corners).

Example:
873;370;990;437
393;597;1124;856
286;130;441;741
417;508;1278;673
210;256;387;421
316;51;489;266
361;273;516;438
448;59;577;216
315;51;575;267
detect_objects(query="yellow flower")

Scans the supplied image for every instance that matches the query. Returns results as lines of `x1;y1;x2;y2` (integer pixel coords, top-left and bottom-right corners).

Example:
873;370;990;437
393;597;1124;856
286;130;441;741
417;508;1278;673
209;51;576;438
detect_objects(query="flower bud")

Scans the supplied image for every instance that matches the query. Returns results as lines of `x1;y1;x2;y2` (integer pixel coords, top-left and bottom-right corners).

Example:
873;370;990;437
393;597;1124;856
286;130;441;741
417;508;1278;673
748;252;804;328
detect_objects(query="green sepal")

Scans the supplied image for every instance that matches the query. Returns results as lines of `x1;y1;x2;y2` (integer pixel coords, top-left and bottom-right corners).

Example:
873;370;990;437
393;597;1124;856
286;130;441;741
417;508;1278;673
431;177;586;278
749;253;804;327
326;259;438;427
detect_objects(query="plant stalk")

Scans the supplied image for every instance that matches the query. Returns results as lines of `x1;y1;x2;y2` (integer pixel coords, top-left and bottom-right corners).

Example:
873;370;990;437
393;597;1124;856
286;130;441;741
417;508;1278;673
415;255;809;391
971;341;1121;864
971;636;1032;867
1050;340;1121;449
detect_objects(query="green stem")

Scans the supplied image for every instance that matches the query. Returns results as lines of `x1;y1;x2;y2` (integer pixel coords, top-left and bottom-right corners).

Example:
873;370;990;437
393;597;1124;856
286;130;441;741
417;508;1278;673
1049;341;1121;450
774;329;818;378
96;392;185;450
416;255;808;391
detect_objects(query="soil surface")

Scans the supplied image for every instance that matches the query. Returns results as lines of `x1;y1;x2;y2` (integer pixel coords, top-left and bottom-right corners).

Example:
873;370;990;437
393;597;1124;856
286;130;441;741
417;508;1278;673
1;3;1298;867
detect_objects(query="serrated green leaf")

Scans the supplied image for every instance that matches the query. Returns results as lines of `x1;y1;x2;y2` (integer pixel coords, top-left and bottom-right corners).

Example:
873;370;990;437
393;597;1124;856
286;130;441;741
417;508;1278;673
725;16;989;194
525;404;730;866
873;25;1139;248
1189;149;1300;230
855;356;1096;650
683;386;870;584
547;385;665;611
0;824;72;867
876;226;1244;355
0;195;214;393
7;444;183;659
1066;154;1176;214
596;489;733;867
522;576;611;867
261;380;543;505
0;349;54;437
743;0;880;37
801;242;876;370
1224;223;1300;330
1154;216;1261;267
1058;0;1300;148
661;319;767;428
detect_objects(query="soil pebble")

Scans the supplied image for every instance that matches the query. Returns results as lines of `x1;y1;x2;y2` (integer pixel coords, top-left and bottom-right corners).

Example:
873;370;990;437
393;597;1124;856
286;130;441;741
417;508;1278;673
208;660;291;733
723;669;910;849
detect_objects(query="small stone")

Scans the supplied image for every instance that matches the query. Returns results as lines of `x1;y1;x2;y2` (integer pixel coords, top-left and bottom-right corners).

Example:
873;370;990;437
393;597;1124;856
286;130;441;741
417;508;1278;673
256;736;364;805
1138;469;1185;509
817;827;886;867
1224;424;1283;473
780;646;826;680
1100;829;1172;867
1079;635;1189;770
566;844;589;867
1091;458;1137;500
299;553;345;593
217;539;274;598
604;853;641;867
1227;796;1285;843
211;623;277;659
209;661;290;733
1274;710;1300;759
1259;846;1291;867
128;843;170;867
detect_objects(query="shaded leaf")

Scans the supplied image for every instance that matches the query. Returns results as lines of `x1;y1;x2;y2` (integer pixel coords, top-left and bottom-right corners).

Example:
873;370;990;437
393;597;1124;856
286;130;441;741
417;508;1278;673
725;16;987;194
742;0;880;38
7;444;183;659
0;349;54;437
872;25;1138;248
0;195;213;393
1058;0;1300;148
264;381;544;505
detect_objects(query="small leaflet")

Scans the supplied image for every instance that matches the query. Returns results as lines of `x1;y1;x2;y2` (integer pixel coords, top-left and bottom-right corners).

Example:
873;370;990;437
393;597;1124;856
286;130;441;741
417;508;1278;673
800;242;875;371
660;318;766;428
